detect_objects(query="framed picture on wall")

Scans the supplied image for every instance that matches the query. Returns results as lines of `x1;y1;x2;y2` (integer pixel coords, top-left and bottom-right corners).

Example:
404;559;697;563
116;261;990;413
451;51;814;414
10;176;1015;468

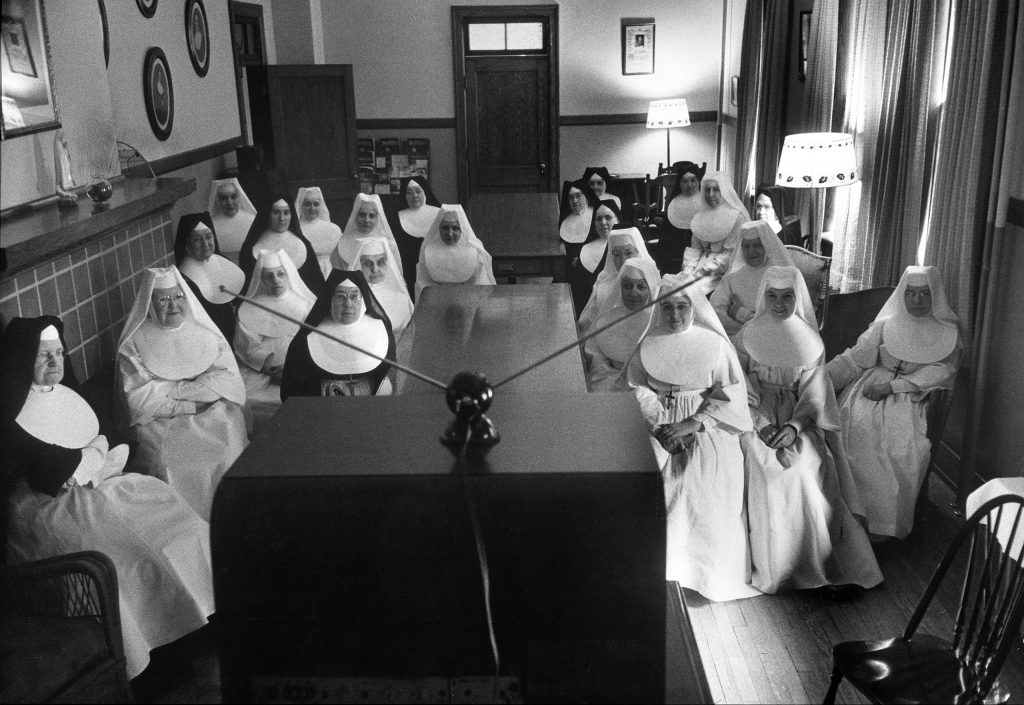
186;0;210;77
2;18;37;77
1;1;61;140
621;18;655;75
143;47;174;141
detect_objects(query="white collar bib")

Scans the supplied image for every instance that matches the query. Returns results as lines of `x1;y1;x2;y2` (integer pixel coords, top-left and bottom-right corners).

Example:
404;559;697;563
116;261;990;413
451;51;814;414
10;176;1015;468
238;290;312;337
882;315;958;364
212;212;255;253
666;193;704;229
424;245;479;283
691;206;740;243
579;237;607;273
742;314;823;368
399;205;440;238
179;254;245;304
640;325;723;387
559;211;591;244
133;318;220;380
254;231;308;268
307;318;390;375
16;384;99;449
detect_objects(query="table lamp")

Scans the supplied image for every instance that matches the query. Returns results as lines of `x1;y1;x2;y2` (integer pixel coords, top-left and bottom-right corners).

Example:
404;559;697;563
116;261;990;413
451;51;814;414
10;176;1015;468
646;99;690;165
775;132;859;253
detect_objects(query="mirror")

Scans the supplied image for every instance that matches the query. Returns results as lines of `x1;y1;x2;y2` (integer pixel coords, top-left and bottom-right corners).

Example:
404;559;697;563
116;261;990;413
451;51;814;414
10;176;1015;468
1;0;60;139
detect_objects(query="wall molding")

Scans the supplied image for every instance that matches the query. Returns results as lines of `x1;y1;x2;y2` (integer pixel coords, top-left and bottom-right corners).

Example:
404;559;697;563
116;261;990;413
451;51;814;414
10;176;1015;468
354;112;720;131
1009;196;1024;228
150;137;244;176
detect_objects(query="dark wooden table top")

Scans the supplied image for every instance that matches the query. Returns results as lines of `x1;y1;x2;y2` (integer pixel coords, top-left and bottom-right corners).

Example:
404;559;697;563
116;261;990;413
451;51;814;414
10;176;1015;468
395;283;586;395
465;191;560;258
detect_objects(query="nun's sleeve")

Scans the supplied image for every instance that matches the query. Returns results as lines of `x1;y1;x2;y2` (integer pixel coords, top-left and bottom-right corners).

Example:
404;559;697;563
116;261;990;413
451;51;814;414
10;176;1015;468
582;337;620;392
189;337;247;406
7;422;84;497
118;340;198;424
826;320;883;392
621;349;663;428
234;318;276;372
709;277;746;336
890;342;961;394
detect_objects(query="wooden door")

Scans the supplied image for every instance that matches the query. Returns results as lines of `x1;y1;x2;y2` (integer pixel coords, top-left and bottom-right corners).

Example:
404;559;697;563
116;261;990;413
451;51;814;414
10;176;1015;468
258;65;359;217
453;5;559;202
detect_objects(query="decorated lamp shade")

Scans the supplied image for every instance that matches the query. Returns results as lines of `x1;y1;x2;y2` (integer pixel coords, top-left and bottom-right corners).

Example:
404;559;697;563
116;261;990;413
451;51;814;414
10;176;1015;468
775;132;860;188
645;99;691;129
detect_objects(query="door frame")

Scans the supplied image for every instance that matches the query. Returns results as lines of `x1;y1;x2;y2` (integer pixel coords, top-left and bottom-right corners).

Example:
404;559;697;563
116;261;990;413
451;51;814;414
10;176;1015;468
228;1;267;147
452;4;559;203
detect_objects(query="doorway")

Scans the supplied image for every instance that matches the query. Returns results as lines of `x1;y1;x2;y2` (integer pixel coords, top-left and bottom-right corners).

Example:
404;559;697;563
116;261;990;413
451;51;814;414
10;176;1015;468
452;5;559;202
228;1;267;150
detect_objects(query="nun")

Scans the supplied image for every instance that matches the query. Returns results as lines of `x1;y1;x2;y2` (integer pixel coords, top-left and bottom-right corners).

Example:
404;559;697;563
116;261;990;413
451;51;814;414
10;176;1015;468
390;176;442;294
234;248;316;431
621;276;759;602
582;166;621;208
569;198;622;318
826;265;962;540
295;186;343;277
754;186;802;247
737;266;883;593
281;269;396;398
331;193;403;274
710;219;794;339
582;257;660;392
116;266;248;520
415;204;496;299
208;177;258;264
239;194;325;295
2;315;215;680
558;178;599;272
577;225;653;337
681;171;751;296
174;211;245;344
659;160;707;271
340;236;414;339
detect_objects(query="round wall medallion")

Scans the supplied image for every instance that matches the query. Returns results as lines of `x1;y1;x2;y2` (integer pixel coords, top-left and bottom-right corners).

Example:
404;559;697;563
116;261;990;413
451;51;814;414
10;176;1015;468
143;47;174;141
136;0;157;18
185;0;209;77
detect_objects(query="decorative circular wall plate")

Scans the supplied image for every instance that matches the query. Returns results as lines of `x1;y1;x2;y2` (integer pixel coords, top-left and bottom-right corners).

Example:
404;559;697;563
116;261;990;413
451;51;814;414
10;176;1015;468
185;0;209;77
136;0;157;18
143;47;174;140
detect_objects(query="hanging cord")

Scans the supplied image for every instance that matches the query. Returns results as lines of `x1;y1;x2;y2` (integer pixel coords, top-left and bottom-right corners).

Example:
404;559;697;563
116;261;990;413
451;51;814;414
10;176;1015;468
454;414;501;692
493;273;709;390
220;286;449;392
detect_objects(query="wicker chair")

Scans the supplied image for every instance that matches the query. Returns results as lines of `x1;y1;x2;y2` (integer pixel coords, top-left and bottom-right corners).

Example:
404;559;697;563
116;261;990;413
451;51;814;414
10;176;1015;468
785;244;832;330
0;551;133;703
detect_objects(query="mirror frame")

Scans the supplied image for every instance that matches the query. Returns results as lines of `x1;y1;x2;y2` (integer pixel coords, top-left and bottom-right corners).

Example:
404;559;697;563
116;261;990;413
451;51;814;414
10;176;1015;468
1;0;61;139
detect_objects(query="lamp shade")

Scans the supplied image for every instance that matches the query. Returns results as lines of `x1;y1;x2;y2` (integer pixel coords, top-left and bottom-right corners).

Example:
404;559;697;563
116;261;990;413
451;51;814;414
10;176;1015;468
646;99;691;129
775;132;860;188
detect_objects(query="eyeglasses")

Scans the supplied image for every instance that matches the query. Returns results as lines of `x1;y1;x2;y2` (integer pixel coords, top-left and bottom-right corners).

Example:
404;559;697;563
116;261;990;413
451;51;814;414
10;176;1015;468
154;293;187;307
333;292;362;302
37;349;65;360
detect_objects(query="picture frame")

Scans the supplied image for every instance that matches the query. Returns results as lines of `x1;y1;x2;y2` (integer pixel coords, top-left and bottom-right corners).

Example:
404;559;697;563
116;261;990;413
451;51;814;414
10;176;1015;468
799;10;811;81
185;0;210;77
143;47;174;141
621;18;655;76
2;18;36;77
136;0;157;19
1;1;61;140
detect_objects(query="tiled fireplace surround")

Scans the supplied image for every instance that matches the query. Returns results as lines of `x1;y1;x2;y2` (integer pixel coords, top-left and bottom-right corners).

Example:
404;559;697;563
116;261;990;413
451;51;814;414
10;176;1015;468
1;196;182;383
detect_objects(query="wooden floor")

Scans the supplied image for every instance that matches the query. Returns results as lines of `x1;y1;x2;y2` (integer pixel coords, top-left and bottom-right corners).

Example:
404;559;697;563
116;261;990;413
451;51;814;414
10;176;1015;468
683;475;1024;704
134;476;1024;704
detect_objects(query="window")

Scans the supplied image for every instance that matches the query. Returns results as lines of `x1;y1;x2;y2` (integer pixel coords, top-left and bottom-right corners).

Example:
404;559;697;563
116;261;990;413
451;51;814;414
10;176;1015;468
466;21;545;54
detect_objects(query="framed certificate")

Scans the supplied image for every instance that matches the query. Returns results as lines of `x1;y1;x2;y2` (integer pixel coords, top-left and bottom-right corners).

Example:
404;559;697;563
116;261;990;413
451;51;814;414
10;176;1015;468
622;18;655;76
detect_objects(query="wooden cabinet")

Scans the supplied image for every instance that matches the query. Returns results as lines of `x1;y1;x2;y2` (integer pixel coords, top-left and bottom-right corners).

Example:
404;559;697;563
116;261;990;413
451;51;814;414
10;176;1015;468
245;64;359;217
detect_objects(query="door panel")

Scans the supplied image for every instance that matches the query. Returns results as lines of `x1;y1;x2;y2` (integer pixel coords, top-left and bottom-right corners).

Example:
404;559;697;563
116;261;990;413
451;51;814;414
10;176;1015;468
466;57;549;191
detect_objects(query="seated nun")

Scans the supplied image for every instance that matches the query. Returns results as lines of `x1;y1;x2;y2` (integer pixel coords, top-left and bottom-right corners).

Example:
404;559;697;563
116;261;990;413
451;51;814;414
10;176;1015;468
582;257;660;392
174;211;245;344
754;186;802;247
281;269;396;398
116;266;248;520
582;166;621;209
681;171;750;296
208;177;258;264
330;193;403;275
234;248;316;432
239;194;325;295
657;161;707;271
569;199;622;318
295;186;343;277
710;219;794;339
578;225;653;337
826;265;962;541
390;175;442;295
736;266;883;593
558;178;599;273
2;316;215;680
621;277;759;602
338;236;414;339
414;204;496;299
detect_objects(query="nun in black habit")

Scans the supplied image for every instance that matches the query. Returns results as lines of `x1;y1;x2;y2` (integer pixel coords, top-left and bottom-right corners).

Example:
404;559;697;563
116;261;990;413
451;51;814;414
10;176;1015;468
387;175;442;296
568;198;622;318
174;211;246;344
656;160;707;273
280;269;396;399
239;193;325;295
558;178;600;283
581;166;621;209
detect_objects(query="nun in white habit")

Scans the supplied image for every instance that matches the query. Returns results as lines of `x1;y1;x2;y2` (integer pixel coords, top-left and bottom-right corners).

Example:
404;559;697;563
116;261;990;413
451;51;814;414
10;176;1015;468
710;219;794;339
415;204;496;299
330;193;403;274
583;257;660;392
339;235;414;339
577;226;653;337
826;265;962;540
3;315;215;680
208;177;258;264
295;186;343;277
621;276;759;602
681;171;751;296
234;248;316;432
116;266;248;521
736;266;882;593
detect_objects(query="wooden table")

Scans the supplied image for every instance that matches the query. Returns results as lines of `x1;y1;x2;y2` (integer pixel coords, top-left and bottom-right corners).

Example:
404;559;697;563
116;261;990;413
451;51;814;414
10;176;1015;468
395;283;586;395
465;192;565;282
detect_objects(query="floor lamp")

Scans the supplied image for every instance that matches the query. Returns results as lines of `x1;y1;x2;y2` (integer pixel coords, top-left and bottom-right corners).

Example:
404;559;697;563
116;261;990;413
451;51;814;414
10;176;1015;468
646;99;690;166
775;132;860;253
